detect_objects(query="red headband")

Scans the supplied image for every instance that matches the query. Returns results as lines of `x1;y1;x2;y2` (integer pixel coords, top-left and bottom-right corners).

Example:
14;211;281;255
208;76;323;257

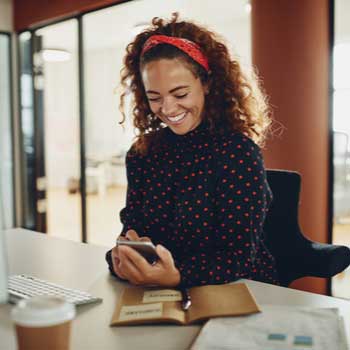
141;35;209;72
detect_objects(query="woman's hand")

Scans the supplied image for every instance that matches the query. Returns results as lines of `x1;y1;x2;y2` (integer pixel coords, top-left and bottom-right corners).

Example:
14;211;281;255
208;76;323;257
111;230;147;280
111;230;180;287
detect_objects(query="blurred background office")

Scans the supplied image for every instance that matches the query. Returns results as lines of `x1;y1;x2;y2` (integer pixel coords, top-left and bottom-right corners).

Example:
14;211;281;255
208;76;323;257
0;0;349;297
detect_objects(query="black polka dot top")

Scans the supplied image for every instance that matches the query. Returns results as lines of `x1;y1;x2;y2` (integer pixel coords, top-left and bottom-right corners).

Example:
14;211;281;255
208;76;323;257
106;121;279;287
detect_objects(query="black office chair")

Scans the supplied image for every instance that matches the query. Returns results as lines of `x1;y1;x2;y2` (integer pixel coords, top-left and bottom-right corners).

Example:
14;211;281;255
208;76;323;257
264;169;350;287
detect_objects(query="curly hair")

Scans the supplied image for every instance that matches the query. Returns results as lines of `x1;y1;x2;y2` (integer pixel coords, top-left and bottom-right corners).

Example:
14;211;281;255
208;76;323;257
119;13;271;154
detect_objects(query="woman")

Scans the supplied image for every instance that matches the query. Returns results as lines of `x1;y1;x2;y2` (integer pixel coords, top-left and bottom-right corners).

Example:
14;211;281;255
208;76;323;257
105;13;279;288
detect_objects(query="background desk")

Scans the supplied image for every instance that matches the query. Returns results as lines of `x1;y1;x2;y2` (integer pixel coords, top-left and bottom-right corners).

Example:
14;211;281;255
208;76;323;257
1;228;350;350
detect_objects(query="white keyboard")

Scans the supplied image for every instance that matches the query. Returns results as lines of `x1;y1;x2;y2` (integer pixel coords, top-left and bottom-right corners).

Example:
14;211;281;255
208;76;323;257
8;275;102;306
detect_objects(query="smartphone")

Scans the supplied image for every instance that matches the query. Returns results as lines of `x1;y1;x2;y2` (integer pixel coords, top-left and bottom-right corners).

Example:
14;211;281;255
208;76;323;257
116;240;159;264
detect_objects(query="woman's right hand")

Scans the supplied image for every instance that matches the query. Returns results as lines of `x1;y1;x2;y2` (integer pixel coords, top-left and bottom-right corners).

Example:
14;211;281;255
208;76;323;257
111;230;151;280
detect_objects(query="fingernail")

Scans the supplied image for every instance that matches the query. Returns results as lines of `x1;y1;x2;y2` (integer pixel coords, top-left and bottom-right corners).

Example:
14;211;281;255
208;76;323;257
157;244;166;251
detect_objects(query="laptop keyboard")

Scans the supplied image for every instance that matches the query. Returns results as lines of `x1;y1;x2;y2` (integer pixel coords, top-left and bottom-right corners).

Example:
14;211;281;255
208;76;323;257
8;274;102;305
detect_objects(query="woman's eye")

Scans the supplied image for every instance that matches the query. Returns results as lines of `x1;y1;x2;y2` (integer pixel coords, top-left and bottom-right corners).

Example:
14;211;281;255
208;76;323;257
148;97;161;102
175;94;187;99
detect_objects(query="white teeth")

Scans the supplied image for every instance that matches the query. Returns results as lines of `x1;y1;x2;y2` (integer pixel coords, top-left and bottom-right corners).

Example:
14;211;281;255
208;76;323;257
167;112;186;122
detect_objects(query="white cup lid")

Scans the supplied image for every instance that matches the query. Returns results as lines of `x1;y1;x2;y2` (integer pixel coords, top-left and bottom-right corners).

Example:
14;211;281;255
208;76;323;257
11;296;76;327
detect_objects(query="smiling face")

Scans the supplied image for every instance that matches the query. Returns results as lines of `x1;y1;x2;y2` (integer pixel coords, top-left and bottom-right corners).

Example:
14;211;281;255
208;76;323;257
141;58;208;135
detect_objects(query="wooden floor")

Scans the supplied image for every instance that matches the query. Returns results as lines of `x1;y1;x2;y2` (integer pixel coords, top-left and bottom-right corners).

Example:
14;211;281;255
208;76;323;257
46;187;350;298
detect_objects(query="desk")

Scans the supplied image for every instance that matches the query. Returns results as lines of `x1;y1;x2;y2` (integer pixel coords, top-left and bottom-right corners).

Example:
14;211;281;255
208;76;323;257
1;228;350;350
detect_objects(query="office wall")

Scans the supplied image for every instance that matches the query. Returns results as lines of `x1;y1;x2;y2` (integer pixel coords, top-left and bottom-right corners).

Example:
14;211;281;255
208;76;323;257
252;0;331;295
0;0;13;31
13;0;124;31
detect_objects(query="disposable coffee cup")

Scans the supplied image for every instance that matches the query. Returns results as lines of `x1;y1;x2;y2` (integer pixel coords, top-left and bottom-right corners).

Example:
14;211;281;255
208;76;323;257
11;296;76;350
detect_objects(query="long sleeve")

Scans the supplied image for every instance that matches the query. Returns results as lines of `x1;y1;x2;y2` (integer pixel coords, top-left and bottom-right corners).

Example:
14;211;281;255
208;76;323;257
119;149;145;237
174;135;277;287
105;147;145;277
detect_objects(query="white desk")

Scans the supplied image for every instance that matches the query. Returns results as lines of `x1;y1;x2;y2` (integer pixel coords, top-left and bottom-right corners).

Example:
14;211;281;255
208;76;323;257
1;228;350;350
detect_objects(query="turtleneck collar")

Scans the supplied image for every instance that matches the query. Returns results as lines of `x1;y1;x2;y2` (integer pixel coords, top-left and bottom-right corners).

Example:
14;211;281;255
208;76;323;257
165;120;210;145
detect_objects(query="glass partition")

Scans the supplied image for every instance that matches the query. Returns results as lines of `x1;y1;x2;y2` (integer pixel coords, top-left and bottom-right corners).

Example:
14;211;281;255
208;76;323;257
19;32;36;229
35;20;82;241
332;0;350;298
0;33;14;228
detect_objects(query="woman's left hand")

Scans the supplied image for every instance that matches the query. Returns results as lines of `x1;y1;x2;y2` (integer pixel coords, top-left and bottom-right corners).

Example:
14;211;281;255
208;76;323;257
117;243;181;287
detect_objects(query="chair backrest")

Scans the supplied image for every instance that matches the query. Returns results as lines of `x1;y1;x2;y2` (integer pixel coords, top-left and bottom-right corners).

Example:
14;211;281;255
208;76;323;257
264;169;350;286
264;169;302;256
263;169;304;285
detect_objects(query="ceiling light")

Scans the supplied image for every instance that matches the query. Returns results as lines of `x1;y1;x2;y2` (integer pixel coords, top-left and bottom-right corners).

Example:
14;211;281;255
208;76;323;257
41;49;71;62
19;32;31;41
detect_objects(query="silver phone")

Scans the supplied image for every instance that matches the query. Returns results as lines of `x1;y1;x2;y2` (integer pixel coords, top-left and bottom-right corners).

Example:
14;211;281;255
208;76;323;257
116;240;159;264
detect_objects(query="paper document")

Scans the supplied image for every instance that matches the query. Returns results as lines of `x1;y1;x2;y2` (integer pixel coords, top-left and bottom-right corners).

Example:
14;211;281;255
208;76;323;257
191;305;348;350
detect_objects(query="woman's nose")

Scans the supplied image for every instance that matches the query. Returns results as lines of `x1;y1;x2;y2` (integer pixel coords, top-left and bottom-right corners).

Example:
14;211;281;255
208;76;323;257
160;97;177;116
